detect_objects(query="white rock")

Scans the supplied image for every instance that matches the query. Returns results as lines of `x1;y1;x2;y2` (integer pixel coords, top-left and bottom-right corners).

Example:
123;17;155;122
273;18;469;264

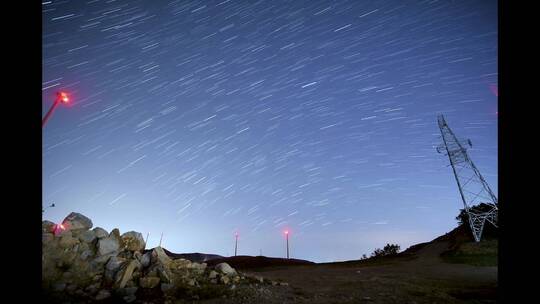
106;256;125;272
42;220;56;233
93;227;108;239
78;230;97;243
98;236;120;256
139;252;151;268
215;262;237;275
115;260;140;289
121;231;145;251
62;212;93;231
151;247;172;266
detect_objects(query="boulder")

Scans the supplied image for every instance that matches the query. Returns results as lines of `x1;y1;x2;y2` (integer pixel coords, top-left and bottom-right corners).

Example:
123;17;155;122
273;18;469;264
78;230;96;243
42;233;54;243
105;256;126;281
65;283;78;293
98;236;120;256
139;276;160;288
154;264;172;283
116;287;138;297
42;220;56;233
151;246;172;266
59;233;79;248
76;241;90;253
161;283;174;292
190;262;207;274
253;275;264;283
110;228;121;239
44;211;259;302
106;256;125;271
93;227;108;239
80;249;93;260
90;252;118;269
53;282;66;292
62;212;93;231
84;283;100;295
215;263;237;275
114;259;140;289
138;252;151;268
121;231;145;251
170;258;191;269
95;289;111;300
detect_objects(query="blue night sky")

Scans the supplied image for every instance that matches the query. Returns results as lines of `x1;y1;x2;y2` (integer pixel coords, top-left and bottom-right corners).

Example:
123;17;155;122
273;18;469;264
42;0;497;263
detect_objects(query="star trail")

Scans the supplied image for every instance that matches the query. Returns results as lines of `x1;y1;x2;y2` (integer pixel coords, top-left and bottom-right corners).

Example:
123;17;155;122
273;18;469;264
42;0;497;262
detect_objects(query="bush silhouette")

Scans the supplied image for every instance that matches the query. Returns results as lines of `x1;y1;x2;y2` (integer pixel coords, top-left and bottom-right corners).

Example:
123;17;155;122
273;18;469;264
456;202;498;238
370;243;400;258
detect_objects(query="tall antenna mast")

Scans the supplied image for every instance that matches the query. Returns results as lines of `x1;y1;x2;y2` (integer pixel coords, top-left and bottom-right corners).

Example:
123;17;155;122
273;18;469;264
234;232;238;256
436;115;498;242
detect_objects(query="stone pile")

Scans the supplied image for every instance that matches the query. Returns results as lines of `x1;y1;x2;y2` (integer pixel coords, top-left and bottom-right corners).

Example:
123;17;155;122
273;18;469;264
42;212;269;303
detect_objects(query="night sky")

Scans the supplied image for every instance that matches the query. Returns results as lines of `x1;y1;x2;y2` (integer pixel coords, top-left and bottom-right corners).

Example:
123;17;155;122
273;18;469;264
42;0;497;263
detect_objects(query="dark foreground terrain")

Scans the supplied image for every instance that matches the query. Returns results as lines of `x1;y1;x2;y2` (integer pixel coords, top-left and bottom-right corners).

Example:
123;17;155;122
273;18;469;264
193;226;497;304
44;215;497;304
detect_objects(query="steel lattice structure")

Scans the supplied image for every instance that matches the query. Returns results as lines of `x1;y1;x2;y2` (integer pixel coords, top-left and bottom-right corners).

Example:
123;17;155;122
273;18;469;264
436;115;498;242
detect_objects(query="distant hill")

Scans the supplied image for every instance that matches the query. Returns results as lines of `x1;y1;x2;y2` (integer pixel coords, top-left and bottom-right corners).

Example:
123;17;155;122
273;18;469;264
206;255;315;269
143;248;224;263
144;223;496;268
144;247;315;269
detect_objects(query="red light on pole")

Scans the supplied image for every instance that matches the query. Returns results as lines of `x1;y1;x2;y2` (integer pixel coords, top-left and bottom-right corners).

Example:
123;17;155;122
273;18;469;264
42;91;70;128
53;223;66;236
284;230;290;259
60;92;69;103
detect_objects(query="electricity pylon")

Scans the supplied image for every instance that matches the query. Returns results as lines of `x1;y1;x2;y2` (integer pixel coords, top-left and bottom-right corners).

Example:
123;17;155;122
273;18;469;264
436;115;498;242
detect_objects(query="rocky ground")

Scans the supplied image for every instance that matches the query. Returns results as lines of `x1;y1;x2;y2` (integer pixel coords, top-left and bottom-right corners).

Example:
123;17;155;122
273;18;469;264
42;212;287;304
43;213;497;303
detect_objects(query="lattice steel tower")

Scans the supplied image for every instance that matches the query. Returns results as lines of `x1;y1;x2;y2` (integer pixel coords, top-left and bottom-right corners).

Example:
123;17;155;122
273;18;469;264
436;115;498;242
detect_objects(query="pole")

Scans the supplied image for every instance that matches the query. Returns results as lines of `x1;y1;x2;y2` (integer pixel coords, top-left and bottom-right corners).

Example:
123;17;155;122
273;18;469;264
159;232;163;247
286;233;289;259
234;233;238;256
42;98;60;128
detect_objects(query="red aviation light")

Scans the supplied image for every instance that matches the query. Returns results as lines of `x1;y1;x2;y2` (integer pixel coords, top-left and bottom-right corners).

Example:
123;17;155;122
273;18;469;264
58;91;69;104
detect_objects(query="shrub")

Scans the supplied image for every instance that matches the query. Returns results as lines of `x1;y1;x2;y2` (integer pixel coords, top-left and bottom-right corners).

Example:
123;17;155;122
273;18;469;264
370;243;400;258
